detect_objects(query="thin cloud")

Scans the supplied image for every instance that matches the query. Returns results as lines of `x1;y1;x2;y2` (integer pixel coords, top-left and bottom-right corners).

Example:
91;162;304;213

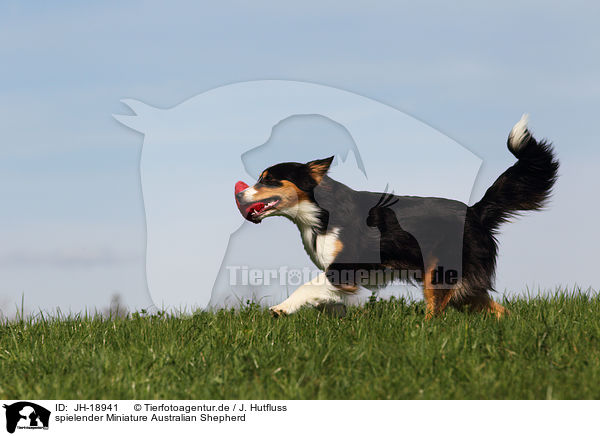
0;248;140;269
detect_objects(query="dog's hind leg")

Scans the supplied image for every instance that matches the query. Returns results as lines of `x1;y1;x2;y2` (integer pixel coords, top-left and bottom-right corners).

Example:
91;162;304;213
269;272;344;317
462;293;508;320
424;288;455;319
422;260;455;319
436;288;455;314
423;260;437;318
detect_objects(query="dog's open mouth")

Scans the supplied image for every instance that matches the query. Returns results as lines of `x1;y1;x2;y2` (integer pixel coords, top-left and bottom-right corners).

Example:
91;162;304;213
245;197;280;223
235;181;281;223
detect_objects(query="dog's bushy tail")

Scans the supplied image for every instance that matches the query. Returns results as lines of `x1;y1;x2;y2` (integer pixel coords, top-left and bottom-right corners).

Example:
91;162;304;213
470;114;559;233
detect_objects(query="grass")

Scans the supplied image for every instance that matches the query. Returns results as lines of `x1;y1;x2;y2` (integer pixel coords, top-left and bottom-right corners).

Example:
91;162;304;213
1;291;600;399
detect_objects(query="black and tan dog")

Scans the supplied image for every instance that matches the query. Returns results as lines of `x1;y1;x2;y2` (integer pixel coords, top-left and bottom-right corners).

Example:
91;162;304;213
235;115;558;319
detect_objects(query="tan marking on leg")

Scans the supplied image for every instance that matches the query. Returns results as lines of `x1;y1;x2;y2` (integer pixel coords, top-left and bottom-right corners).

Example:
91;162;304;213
437;288;455;314
422;259;456;319
423;290;435;320
336;283;358;293
332;239;344;259
423;260;438;320
488;300;508;320
465;294;509;320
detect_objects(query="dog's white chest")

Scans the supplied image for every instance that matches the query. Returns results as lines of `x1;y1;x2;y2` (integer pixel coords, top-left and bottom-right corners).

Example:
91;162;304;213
299;227;340;270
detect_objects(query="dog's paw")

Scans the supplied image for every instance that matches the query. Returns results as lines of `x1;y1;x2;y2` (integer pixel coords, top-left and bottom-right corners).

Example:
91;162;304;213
269;306;288;318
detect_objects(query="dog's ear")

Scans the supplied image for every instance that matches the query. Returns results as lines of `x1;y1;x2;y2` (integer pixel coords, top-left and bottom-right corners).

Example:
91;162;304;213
307;156;334;183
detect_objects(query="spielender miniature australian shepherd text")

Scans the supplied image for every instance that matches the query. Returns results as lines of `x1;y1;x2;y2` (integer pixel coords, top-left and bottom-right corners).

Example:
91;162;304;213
235;115;558;319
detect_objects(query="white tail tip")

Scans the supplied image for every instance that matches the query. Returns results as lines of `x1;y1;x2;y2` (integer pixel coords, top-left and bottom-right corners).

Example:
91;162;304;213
508;113;530;151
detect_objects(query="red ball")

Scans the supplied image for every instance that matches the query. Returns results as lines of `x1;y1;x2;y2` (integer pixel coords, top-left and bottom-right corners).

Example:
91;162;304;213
235;180;249;195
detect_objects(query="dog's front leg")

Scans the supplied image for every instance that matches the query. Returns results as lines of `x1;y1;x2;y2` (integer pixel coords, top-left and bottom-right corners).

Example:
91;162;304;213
269;272;344;317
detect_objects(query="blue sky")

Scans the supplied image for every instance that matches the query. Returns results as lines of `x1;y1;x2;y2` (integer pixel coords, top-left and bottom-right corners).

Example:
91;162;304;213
1;1;599;316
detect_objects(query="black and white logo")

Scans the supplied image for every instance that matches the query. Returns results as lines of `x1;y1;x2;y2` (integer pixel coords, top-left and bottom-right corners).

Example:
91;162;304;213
3;402;50;433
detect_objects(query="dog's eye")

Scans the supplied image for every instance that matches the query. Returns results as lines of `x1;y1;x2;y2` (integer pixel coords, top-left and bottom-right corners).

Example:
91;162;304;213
260;174;282;187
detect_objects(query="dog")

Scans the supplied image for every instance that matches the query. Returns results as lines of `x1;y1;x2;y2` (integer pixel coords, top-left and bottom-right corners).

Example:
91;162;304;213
235;115;558;319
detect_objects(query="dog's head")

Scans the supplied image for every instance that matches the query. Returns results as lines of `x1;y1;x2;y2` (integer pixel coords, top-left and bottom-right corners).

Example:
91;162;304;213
235;156;333;224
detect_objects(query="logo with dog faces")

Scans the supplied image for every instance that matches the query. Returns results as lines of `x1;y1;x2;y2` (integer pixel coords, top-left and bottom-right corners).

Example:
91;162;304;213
114;80;481;311
3;402;50;433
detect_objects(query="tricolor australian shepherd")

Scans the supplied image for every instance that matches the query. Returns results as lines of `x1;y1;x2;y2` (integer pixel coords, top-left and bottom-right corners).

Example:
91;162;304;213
235;115;558;319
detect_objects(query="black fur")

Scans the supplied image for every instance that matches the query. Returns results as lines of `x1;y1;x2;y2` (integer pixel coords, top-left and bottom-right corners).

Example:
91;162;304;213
471;131;559;233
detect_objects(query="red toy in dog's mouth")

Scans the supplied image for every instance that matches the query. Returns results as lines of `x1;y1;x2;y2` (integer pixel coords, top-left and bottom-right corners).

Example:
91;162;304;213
235;181;280;223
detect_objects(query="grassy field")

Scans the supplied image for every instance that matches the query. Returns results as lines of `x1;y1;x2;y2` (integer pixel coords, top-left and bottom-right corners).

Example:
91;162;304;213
1;291;600;399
